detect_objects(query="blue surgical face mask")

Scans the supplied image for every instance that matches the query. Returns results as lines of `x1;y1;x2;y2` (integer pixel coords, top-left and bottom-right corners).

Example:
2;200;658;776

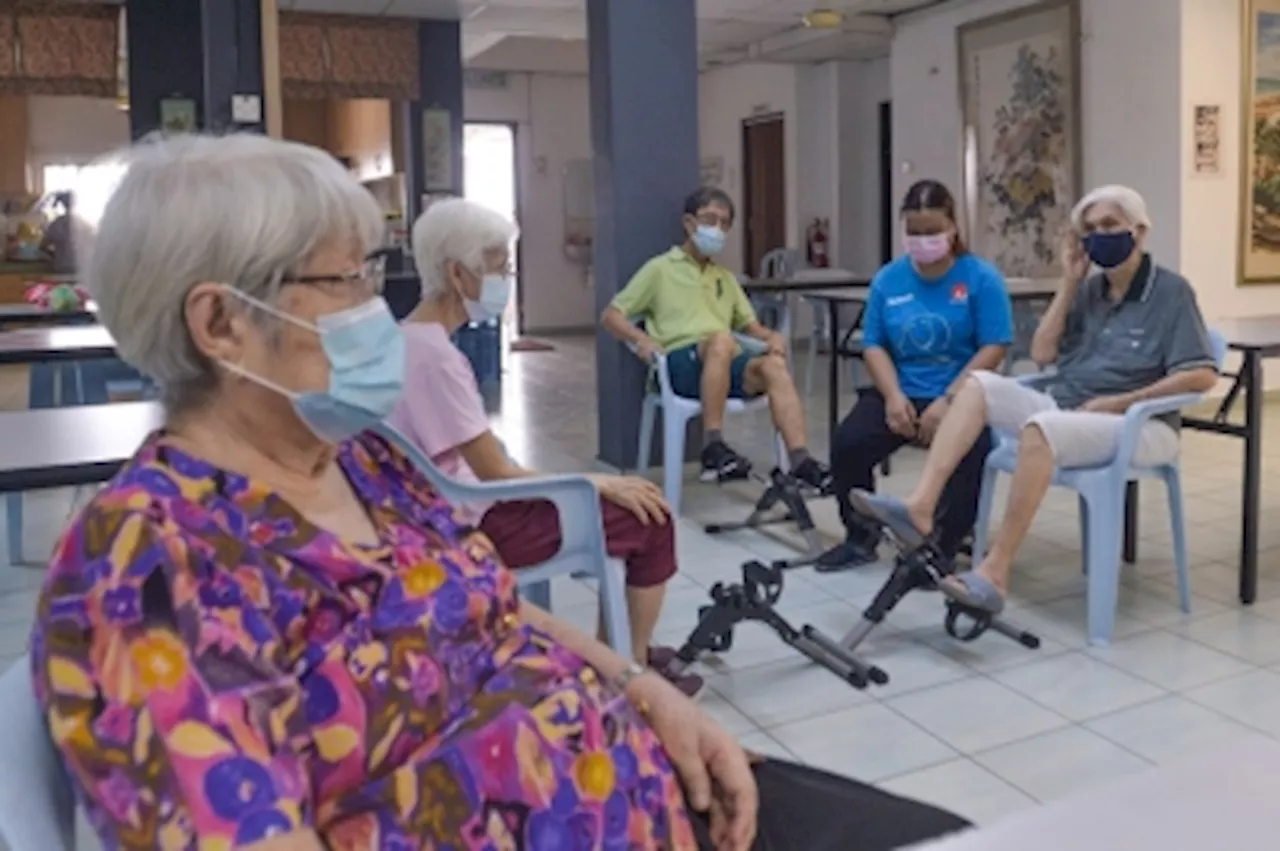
691;225;726;257
1082;231;1137;269
464;273;512;323
221;290;406;443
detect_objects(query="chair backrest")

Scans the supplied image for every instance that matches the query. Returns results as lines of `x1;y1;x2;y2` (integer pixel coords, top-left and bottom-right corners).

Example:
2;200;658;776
1208;327;1228;371
0;657;75;851
759;248;801;280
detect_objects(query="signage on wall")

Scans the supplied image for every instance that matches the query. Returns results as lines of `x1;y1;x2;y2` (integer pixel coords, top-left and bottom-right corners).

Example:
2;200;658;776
422;108;455;192
463;69;509;89
1193;104;1222;176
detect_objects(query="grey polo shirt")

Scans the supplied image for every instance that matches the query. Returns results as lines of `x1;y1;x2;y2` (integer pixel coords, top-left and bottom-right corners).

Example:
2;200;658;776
1043;255;1216;420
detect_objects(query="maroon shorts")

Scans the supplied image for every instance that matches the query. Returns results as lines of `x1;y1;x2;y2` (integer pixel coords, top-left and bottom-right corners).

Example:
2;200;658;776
479;496;677;588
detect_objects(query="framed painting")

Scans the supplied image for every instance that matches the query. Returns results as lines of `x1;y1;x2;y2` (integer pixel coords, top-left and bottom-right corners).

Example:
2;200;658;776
1241;0;1280;283
958;0;1081;278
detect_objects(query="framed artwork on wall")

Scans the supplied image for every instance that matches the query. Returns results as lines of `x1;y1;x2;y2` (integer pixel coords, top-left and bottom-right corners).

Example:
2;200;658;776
957;0;1081;278
1240;0;1280;284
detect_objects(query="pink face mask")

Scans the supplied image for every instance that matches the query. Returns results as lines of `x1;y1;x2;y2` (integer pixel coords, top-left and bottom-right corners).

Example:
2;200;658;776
903;233;953;265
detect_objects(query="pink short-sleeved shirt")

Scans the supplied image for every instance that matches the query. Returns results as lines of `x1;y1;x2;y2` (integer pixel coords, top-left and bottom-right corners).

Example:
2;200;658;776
388;322;492;523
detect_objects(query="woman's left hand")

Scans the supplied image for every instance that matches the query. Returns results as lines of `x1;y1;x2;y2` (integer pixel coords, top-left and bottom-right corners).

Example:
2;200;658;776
589;474;670;525
629;673;759;850
916;398;950;446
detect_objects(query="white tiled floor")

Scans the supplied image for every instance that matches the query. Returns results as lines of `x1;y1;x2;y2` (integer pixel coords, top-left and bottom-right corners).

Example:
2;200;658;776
487;335;1280;827
7;335;1280;846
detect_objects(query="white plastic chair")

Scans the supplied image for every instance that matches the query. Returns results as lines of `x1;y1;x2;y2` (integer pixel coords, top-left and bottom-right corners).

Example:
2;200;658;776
972;329;1228;646
633;333;783;515
0;657;76;851
374;424;633;660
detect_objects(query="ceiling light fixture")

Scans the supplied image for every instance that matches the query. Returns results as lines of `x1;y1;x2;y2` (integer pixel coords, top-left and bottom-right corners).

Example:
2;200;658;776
802;9;844;29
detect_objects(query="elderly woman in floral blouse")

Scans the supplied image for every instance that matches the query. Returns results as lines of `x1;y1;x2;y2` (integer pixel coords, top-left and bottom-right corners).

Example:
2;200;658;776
28;134;966;851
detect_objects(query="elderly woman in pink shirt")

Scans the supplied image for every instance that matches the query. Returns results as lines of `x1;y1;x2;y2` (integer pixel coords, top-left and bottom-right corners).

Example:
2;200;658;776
389;198;701;695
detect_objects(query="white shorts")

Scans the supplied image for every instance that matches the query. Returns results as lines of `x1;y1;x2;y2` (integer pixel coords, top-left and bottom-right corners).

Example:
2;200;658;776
970;371;1180;469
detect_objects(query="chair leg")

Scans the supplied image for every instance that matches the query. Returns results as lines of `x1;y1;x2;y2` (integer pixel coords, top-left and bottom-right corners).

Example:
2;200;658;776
805;324;819;400
662;410;689;515
1163;467;1192;614
636;398;657;473
521;579;552;611
6;493;22;566
1078;493;1091;576
596;559;633;661
1082;490;1123;646
972;465;998;565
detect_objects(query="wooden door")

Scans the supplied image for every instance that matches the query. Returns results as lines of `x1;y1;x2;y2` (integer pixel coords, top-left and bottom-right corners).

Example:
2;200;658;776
742;114;786;277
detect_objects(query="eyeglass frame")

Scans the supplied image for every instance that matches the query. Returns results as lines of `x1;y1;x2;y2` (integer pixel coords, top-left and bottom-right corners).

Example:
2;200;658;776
281;248;392;295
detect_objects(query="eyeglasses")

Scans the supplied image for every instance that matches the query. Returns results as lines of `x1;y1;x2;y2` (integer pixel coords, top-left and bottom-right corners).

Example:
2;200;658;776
282;249;390;296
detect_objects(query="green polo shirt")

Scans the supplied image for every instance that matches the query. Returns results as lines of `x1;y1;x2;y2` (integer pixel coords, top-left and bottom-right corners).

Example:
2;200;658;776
610;247;757;352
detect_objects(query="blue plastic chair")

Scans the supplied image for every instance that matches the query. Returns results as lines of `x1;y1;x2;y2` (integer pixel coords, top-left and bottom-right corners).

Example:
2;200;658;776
373;424;633;661
0;657;76;851
972;329;1228;646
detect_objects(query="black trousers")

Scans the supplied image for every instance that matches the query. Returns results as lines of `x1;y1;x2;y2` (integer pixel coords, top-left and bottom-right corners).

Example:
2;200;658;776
691;758;970;850
830;389;993;557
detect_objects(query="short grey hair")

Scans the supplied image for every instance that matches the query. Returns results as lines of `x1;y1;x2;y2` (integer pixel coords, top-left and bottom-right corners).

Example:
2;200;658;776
412;198;519;300
79;133;384;409
1070;184;1152;231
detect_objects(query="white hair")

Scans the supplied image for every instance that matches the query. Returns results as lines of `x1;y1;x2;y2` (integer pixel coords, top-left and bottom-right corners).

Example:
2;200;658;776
1070;184;1152;231
412;198;519;300
78;133;384;409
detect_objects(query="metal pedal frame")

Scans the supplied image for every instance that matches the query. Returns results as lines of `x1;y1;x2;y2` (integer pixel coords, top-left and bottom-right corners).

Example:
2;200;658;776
668;560;880;688
839;543;1041;685
703;468;827;568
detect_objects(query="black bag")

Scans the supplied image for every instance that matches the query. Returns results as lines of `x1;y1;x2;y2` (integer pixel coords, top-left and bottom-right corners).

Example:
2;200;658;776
690;758;971;851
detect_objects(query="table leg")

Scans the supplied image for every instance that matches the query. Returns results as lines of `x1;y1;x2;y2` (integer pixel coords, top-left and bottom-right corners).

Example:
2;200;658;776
1240;350;1263;605
827;300;839;443
1123;481;1138;564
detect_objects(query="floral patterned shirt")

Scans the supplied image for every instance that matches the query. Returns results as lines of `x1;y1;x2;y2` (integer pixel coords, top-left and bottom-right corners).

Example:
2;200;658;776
31;432;695;850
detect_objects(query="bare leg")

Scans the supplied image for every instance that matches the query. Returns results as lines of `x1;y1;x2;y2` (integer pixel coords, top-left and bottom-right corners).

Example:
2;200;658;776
744;353;807;450
697;332;737;432
904;375;991;536
971;423;1055;593
598;585;666;665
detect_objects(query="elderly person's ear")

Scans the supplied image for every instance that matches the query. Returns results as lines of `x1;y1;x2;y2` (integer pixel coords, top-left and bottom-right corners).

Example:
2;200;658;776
183;281;252;363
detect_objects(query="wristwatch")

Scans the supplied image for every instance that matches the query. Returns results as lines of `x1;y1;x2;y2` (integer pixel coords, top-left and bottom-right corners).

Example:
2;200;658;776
610;661;653;717
610;661;647;693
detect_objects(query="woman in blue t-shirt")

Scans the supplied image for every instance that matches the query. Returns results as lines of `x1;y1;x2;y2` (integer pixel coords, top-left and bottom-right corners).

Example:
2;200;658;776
819;180;1014;570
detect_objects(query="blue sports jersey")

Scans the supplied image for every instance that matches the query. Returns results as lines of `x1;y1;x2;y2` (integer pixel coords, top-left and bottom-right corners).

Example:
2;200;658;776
861;254;1014;400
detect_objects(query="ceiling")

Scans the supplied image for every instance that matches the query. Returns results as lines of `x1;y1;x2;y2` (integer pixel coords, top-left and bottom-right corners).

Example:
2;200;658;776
91;0;947;73
278;0;946;72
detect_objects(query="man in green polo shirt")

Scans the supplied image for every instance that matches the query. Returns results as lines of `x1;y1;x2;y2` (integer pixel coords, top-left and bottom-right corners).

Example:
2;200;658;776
602;187;830;490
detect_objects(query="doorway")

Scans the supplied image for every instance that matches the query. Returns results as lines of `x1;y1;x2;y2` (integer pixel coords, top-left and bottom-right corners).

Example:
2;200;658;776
742;113;786;277
463;122;521;333
878;101;893;265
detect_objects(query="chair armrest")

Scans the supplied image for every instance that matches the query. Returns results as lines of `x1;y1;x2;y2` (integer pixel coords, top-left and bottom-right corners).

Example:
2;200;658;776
374;423;606;566
1114;392;1203;470
734;332;769;358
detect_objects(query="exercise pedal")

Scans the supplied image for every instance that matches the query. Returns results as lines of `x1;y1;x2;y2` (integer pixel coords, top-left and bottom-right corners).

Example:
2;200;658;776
669;560;883;689
703;468;828;568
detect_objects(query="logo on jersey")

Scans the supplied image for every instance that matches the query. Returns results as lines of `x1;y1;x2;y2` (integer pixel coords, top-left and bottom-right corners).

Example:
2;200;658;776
950;282;969;304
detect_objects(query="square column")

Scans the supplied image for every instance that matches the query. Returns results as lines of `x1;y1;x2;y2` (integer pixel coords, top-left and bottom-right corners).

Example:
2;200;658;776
126;0;267;138
589;0;700;468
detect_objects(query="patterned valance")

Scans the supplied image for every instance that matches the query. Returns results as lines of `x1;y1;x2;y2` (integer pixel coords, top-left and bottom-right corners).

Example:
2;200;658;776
280;12;419;101
0;1;118;97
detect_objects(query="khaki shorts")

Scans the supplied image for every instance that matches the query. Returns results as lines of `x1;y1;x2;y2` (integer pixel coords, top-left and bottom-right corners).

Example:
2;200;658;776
971;371;1180;469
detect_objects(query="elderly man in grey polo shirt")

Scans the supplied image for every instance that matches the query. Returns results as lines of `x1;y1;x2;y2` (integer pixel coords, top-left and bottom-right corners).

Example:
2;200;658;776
849;184;1217;613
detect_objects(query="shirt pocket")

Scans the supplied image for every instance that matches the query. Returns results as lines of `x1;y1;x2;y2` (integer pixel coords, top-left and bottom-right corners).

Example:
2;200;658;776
1101;325;1161;364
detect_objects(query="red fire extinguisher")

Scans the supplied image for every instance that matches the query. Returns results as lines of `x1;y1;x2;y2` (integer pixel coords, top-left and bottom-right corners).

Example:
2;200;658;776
806;217;830;268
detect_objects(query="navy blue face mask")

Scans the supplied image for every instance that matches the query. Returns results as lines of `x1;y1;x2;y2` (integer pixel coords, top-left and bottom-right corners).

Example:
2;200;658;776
1082;231;1136;269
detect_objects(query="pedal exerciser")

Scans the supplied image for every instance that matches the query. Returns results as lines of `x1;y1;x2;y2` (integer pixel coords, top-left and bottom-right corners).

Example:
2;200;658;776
703;467;828;569
672;534;1040;689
